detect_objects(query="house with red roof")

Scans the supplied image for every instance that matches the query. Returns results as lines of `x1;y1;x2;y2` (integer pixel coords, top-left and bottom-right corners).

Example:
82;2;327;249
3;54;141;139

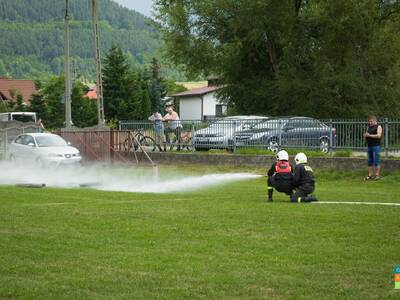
85;86;97;100
0;78;37;105
171;82;227;120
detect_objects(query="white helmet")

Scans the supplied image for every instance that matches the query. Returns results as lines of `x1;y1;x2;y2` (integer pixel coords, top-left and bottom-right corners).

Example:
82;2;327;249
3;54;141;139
295;152;307;164
276;150;289;161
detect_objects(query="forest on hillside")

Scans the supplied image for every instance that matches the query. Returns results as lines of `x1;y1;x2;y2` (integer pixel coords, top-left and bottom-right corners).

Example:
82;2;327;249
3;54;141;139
0;0;180;80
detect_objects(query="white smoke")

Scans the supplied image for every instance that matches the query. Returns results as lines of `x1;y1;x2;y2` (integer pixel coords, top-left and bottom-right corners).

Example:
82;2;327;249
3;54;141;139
0;161;260;193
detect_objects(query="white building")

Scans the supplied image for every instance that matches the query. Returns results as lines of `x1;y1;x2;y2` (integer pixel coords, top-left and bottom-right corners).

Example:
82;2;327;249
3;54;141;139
172;85;227;120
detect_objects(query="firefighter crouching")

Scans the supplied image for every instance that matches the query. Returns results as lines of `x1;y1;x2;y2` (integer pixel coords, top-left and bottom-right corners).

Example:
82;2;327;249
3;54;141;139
291;152;318;203
267;150;294;202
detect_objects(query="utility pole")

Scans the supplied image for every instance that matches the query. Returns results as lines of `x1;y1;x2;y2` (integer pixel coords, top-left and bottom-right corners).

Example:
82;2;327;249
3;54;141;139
91;0;105;126
64;0;72;129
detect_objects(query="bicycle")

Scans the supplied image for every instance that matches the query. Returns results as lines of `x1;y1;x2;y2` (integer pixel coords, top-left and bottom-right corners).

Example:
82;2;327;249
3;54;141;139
122;129;156;153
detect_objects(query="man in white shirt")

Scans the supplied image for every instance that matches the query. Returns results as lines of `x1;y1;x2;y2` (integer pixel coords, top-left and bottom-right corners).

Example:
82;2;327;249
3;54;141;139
163;106;182;151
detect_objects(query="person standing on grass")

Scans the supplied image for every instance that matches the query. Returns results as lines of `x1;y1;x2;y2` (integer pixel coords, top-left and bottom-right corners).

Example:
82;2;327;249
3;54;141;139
148;110;166;152
163;106;182;151
266;150;294;202
363;115;382;180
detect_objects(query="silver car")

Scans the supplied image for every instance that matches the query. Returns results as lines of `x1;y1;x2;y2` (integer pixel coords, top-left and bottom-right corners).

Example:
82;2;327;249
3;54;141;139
8;133;82;167
193;115;269;151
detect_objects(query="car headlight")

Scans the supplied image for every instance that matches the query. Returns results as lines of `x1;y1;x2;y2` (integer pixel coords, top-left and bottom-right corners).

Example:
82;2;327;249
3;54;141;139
72;152;81;157
48;153;63;157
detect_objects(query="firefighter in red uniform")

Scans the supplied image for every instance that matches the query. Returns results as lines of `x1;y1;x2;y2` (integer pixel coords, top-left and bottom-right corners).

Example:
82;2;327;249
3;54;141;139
266;150;294;202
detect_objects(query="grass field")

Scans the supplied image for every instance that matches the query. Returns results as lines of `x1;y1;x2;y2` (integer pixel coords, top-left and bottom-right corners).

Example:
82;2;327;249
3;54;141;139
0;165;399;299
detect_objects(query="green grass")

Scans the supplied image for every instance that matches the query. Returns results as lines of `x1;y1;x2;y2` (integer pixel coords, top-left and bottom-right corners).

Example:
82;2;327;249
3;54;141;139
0;165;399;299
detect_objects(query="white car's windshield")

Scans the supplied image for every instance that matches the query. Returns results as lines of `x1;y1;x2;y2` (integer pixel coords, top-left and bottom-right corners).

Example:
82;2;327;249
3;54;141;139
35;135;68;147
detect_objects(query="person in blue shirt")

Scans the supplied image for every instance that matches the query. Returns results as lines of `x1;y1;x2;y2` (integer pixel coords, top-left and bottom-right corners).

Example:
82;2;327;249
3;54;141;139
148;111;166;152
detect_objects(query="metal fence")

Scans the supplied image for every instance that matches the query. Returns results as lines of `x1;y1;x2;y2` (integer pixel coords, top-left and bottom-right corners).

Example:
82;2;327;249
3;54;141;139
119;118;400;155
1;118;398;162
0;121;38;159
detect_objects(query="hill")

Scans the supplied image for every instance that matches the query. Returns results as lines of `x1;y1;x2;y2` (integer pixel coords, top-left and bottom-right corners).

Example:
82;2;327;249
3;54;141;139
0;0;171;80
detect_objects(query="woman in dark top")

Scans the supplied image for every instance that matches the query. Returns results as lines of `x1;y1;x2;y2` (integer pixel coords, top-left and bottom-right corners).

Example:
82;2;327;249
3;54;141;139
363;115;382;180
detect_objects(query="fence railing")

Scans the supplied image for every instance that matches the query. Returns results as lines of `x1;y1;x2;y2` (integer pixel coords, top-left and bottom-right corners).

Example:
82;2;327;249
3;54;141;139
119;118;400;155
1;118;399;162
0;122;38;159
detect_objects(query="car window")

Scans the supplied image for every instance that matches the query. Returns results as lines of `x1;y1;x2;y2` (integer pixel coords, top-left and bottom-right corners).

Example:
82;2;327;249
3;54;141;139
12;115;36;123
14;136;24;144
285;119;314;128
284;120;298;129
314;120;324;128
251;119;281;130
22;135;35;146
35;135;68;147
299;120;314;128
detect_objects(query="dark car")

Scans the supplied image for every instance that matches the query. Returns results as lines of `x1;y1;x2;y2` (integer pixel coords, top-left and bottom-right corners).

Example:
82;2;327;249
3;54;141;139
233;117;336;152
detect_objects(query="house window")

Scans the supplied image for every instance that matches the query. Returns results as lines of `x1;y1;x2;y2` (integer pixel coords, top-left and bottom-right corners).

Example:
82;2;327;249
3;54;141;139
216;105;223;116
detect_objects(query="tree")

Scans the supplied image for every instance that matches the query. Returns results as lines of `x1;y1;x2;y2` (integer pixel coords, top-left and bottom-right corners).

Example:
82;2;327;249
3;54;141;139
155;0;400;118
149;57;167;112
0;0;166;81
29;81;49;122
102;45;152;121
29;77;98;129
41;76;65;129
29;91;49;122
14;93;25;112
102;45;133;120
71;81;97;128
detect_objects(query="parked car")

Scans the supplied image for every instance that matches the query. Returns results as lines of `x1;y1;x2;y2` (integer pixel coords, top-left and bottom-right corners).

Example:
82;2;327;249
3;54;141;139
0;112;37;123
193;115;269;151
233;117;336;152
8;133;82;167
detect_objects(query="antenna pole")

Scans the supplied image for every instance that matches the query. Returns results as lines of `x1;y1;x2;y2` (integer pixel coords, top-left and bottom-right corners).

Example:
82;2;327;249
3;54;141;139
91;0;105;126
64;0;72;129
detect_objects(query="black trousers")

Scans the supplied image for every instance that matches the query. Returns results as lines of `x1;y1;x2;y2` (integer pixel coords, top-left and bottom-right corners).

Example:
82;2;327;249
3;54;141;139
268;176;293;195
291;184;314;202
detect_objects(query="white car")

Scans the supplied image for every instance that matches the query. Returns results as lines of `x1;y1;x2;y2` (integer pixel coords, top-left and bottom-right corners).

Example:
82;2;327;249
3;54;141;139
8;133;82;167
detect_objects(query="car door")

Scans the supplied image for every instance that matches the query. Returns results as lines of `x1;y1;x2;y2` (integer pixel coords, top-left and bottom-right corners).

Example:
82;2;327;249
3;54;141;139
281;119;300;146
20;134;37;162
9;135;25;160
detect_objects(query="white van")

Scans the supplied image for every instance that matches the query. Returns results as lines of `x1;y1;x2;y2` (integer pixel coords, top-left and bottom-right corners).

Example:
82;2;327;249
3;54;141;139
0;112;37;123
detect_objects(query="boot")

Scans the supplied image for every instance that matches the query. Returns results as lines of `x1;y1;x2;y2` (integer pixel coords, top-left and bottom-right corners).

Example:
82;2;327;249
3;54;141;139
267;187;273;202
306;195;318;202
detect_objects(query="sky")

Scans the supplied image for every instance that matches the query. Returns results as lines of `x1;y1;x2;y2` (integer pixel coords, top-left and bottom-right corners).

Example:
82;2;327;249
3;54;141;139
113;0;153;17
